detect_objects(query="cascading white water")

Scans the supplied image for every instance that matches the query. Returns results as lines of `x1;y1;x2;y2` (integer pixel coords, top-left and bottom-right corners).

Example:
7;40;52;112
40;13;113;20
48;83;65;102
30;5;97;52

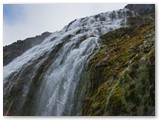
3;8;135;116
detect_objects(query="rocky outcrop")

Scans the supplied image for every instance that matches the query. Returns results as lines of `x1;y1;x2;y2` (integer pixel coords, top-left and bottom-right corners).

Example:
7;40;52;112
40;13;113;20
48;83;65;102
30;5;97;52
82;23;155;116
82;5;155;116
3;32;52;66
125;4;155;15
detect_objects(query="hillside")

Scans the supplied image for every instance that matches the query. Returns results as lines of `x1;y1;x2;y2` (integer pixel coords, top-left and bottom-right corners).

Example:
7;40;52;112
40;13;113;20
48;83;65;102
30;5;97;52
82;4;155;116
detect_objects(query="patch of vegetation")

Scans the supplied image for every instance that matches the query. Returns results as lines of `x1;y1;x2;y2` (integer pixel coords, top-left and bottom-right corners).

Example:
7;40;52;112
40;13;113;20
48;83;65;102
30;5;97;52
82;22;155;116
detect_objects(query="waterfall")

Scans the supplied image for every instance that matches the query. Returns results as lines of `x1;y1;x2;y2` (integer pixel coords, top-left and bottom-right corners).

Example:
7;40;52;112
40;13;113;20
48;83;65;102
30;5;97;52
3;8;135;116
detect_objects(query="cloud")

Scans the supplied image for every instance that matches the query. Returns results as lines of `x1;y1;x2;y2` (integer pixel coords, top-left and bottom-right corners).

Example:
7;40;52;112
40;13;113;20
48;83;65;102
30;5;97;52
3;3;127;46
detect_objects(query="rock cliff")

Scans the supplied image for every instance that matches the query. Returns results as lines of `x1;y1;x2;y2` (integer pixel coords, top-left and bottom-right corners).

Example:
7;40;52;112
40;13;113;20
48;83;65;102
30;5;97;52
3;32;51;66
82;4;155;116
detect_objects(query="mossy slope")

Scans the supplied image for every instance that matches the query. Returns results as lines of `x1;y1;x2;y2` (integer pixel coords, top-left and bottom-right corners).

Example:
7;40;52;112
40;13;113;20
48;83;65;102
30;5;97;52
82;22;155;116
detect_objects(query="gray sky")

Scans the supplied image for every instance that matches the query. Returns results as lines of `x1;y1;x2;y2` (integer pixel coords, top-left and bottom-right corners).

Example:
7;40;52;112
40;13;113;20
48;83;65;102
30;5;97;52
3;3;127;46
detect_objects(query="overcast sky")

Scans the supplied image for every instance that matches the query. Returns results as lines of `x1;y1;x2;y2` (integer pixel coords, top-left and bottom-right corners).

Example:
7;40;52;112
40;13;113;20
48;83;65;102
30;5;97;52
3;3;127;46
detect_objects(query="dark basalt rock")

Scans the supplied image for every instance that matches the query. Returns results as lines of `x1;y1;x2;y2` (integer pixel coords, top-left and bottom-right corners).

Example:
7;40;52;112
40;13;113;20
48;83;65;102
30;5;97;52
3;31;52;66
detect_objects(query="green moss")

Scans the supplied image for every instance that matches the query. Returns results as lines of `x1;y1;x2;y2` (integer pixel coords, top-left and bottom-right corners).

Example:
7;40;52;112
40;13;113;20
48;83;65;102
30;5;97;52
82;22;155;116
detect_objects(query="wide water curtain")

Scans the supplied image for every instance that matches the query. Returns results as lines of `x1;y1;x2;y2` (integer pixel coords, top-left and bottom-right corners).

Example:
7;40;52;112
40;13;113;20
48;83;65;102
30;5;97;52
4;8;136;115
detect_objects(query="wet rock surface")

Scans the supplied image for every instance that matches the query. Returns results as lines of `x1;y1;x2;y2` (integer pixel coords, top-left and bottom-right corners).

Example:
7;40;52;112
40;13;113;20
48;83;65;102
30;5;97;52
82;15;155;115
3;4;155;116
82;5;155;116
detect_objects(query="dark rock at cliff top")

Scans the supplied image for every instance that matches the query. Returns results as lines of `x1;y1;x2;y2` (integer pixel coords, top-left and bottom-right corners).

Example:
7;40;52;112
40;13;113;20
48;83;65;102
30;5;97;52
3;32;52;66
125;4;155;15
